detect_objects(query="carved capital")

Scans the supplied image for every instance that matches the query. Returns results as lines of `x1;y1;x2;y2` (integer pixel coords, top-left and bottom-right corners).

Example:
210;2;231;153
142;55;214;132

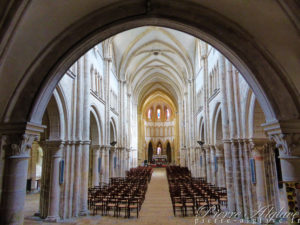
249;139;268;151
2;133;38;158
263;120;300;156
215;143;224;151
270;133;300;156
91;144;101;151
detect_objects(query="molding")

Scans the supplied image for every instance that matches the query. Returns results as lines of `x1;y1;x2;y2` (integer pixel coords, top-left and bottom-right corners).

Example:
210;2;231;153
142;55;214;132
90;90;105;104
208;88;220;103
110;107;119;116
66;70;76;79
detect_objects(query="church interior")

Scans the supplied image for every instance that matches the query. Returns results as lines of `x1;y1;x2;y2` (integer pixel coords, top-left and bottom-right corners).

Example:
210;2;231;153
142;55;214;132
0;1;300;225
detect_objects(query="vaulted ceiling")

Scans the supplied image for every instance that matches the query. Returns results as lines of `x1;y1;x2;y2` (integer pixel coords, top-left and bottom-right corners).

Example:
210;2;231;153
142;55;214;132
111;26;197;105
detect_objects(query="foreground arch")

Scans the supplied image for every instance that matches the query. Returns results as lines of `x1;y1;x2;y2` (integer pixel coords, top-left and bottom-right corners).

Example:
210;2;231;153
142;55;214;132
0;1;299;125
0;1;300;225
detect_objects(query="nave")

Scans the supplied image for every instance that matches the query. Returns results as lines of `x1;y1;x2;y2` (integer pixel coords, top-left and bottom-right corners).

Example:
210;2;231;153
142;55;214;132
1;4;300;223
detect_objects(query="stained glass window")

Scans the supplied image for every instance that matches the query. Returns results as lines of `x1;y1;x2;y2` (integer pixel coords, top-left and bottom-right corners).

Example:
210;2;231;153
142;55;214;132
148;109;151;119
166;109;170;119
157;109;161;119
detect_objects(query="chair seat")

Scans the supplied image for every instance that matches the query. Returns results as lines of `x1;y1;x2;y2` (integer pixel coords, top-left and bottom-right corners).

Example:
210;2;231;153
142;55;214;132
107;203;117;207
118;204;127;208
175;203;183;207
185;203;194;206
198;202;207;205
129;205;138;208
95;203;104;206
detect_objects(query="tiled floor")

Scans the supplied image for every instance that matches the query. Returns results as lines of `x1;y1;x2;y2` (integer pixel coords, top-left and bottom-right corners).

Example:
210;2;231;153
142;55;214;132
24;168;266;225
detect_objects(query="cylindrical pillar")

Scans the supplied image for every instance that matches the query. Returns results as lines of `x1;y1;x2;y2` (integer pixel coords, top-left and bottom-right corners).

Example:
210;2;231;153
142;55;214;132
72;141;82;217
204;146;211;183
104;147;110;184
251;140;268;209
215;145;226;187
210;145;216;185
0;133;38;225
45;141;64;222
92;146;100;186
79;141;90;215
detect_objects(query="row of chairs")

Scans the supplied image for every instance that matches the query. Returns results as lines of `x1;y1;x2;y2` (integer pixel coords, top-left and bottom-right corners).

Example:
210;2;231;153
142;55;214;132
88;167;153;218
167;166;227;217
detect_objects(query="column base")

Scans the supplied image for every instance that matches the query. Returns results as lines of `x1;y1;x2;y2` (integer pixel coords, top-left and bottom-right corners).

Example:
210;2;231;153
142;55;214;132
34;211;40;217
45;216;60;222
79;210;89;216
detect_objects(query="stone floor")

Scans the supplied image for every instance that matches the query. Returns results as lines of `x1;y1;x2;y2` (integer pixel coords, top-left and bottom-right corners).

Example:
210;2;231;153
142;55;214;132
24;168;278;225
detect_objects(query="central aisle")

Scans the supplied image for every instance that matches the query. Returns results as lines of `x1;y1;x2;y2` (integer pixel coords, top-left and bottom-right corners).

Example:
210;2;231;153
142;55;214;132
138;168;175;219
136;168;194;224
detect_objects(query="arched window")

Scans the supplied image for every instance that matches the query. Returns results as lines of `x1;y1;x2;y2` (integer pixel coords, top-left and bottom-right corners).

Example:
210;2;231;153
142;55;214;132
157;109;161;119
148;109;151;119
166;109;170;119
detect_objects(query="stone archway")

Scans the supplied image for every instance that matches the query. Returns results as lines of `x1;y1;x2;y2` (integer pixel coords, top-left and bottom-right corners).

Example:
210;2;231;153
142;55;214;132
2;1;299;128
1;2;300;225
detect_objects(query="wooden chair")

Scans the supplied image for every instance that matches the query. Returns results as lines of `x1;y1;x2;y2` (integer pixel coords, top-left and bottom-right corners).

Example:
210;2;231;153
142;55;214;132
127;198;140;218
184;196;196;216
93;195;106;216
106;197;118;217
171;196;185;217
116;198;129;218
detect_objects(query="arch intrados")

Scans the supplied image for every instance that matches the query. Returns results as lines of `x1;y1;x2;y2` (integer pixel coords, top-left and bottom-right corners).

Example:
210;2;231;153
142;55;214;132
214;107;223;145
109;118;117;143
8;6;298;125
211;103;222;144
90;106;102;145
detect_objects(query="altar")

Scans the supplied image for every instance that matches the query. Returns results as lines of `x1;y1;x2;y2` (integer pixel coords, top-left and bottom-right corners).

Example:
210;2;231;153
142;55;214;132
151;155;167;167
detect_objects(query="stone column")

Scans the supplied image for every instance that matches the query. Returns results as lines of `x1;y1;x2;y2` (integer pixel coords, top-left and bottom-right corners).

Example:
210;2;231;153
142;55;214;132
109;147;115;178
219;56;235;212
180;147;186;167
30;141;39;190
72;141;82;217
231;139;243;215
250;139;268;209
204;145;211;183
200;147;207;178
92;145;100;186
39;141;51;219
210;145;216;185
103;146;110;184
79;141;90;216
0;123;43;225
215;144;226;187
195;147;200;178
45;140;64;222
242;139;256;217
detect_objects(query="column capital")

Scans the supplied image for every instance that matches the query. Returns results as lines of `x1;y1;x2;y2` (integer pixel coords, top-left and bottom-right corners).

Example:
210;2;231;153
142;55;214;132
0;122;45;159
203;144;210;151
82;140;91;145
109;146;116;152
91;144;101;151
263;119;300;156
44;140;65;158
222;139;231;144
2;133;38;158
249;138;270;158
215;143;224;151
104;57;112;62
